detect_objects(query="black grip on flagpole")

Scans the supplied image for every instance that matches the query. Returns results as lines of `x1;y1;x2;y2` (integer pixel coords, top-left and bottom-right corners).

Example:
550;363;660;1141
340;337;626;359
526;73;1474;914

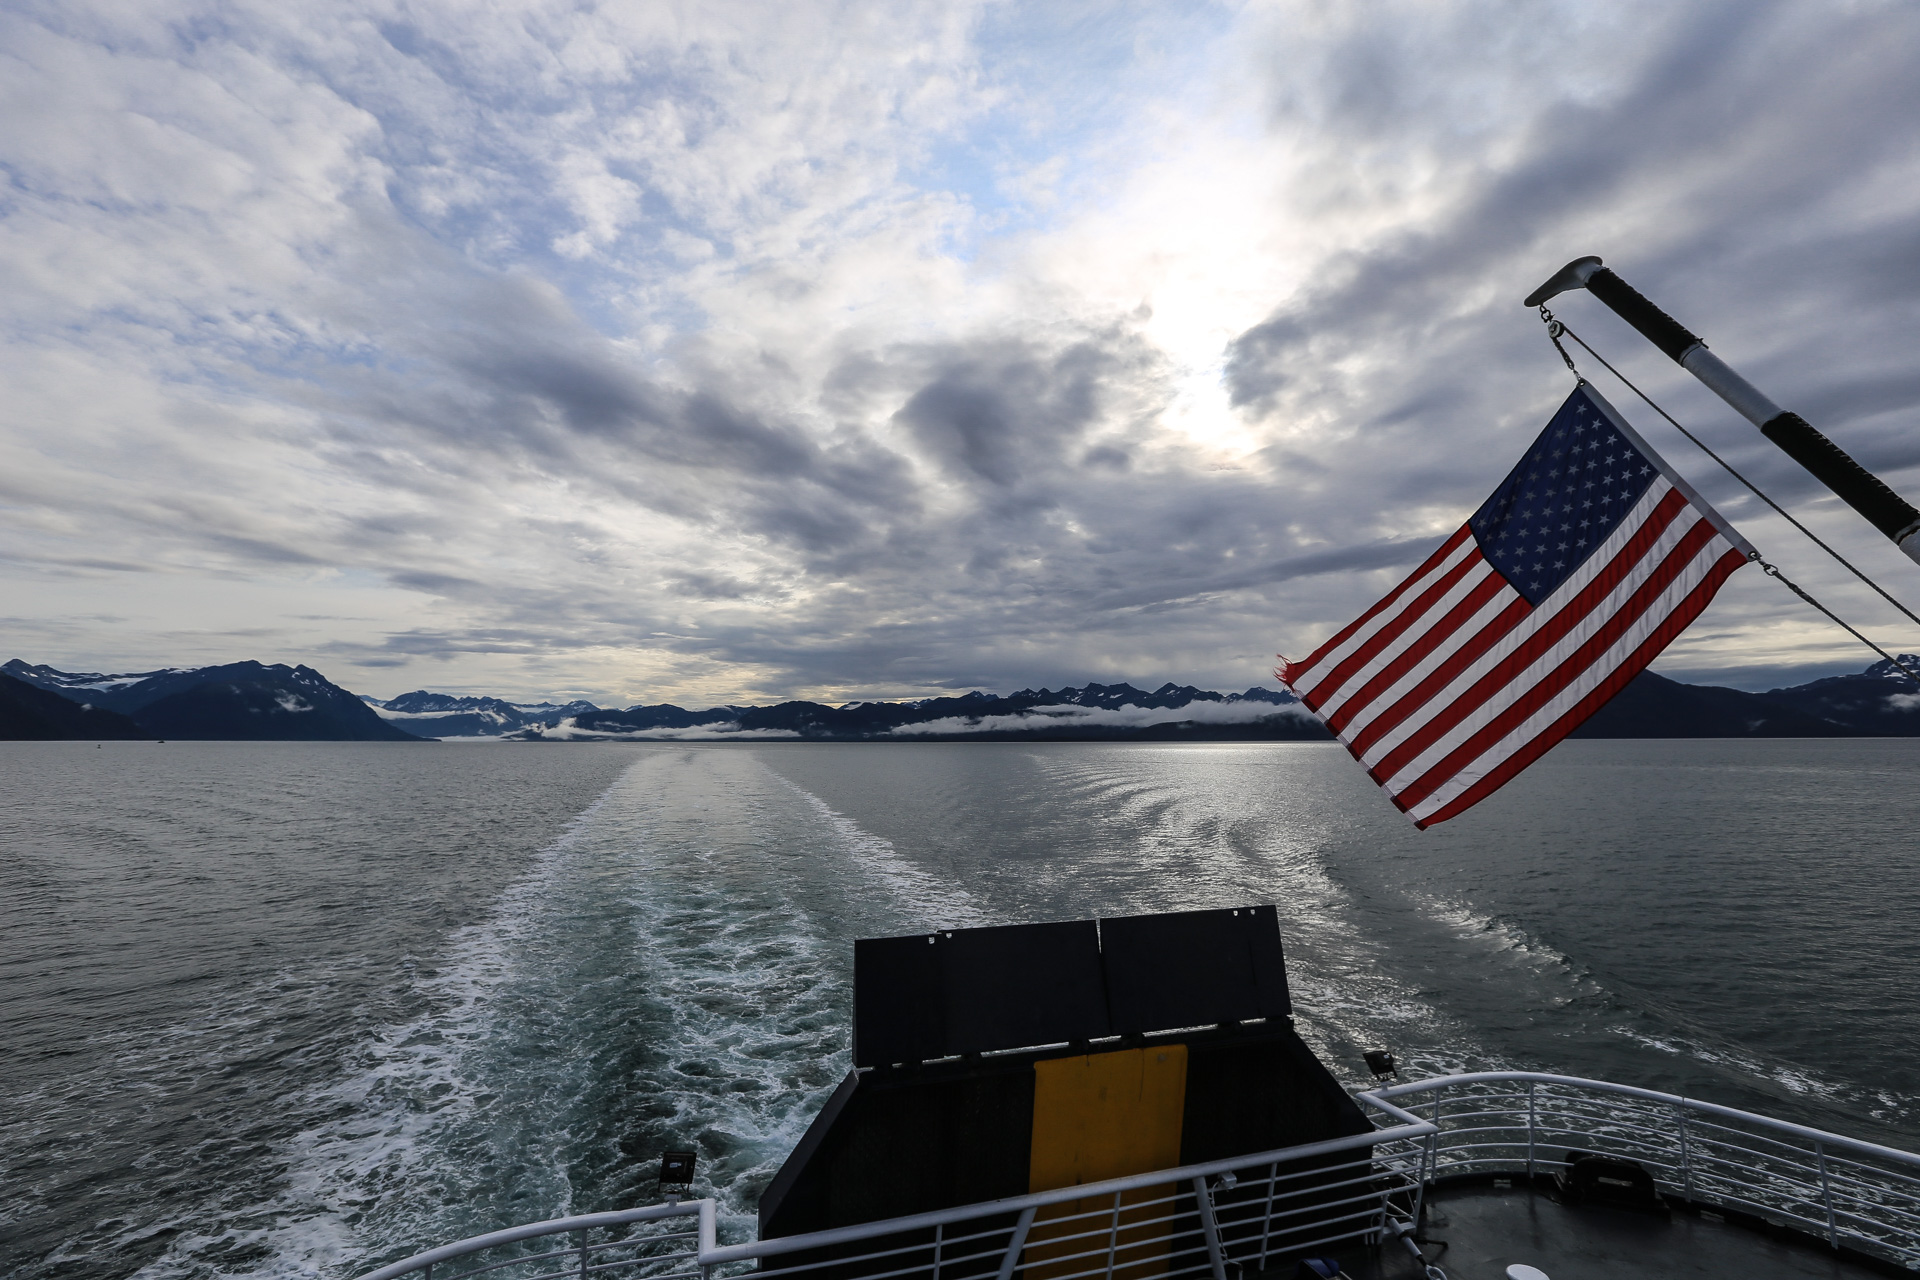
1584;268;1702;362
1760;411;1920;541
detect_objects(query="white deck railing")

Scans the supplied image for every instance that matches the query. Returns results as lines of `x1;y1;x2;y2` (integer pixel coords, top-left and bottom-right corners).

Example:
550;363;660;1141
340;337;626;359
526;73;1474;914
351;1071;1920;1280
1362;1071;1920;1270
351;1094;1436;1280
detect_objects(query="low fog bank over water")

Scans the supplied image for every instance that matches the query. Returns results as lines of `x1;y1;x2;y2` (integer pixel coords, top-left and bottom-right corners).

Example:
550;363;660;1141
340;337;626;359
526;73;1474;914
4;738;1916;1279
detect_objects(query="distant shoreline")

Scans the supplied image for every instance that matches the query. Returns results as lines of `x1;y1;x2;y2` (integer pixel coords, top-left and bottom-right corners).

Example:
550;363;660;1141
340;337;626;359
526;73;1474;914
9;655;1920;742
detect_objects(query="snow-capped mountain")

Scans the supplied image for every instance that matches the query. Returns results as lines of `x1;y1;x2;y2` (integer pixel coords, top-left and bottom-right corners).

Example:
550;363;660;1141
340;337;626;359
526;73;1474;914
359;690;602;738
3;660;421;741
3;661;195;713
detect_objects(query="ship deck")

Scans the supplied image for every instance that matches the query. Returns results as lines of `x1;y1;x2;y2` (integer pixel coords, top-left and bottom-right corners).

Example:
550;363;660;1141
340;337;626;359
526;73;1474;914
1293;1178;1895;1280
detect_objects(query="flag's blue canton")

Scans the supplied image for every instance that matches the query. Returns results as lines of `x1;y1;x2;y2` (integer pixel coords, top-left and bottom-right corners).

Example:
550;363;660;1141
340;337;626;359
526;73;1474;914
1469;386;1659;607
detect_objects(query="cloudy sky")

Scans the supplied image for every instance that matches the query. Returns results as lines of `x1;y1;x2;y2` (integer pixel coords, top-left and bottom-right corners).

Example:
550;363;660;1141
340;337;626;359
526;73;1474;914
6;0;1920;706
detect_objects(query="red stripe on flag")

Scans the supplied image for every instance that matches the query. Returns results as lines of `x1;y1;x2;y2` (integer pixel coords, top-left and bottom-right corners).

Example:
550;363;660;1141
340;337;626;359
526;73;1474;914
1300;547;1485;713
1411;547;1749;828
1390;518;1723;809
1344;594;1532;756
1326;569;1513;735
1366;489;1693;783
1279;526;1472;687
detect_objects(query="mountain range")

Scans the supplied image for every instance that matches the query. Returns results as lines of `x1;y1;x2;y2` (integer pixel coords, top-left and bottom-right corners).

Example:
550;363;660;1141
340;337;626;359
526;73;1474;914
5;655;1920;742
523;682;1311;742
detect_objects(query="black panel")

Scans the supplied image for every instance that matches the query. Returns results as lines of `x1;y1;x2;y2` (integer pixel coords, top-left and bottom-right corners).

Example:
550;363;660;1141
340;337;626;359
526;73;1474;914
827;1070;1035;1224
853;934;945;1067
1102;905;1291;1034
760;1061;1034;1239
1177;1029;1370;1166
853;920;1108;1065
757;1070;862;1234
940;920;1108;1056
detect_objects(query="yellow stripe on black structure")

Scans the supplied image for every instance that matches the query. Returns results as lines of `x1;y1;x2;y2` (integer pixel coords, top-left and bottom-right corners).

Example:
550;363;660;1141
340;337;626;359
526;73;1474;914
1025;1045;1188;1280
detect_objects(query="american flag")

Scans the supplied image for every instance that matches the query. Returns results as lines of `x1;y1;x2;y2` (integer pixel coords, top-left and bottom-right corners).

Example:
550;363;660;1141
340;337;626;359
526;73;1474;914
1278;384;1753;829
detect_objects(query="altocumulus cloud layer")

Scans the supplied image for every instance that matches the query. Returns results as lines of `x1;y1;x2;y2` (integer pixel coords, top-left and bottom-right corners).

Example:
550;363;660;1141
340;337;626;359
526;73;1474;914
5;0;1920;703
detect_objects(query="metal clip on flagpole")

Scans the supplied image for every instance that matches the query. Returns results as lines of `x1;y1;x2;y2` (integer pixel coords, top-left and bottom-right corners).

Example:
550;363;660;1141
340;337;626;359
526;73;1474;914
1536;306;1580;377
1525;256;1920;567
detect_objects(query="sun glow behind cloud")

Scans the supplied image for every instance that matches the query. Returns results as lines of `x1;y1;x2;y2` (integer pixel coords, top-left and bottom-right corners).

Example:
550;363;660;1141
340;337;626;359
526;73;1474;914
5;0;1920;704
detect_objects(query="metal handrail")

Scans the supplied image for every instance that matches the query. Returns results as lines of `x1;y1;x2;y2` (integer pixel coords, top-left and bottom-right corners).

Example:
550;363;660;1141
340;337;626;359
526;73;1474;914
1365;1071;1920;1170
356;1112;1436;1280
355;1205;708;1280
698;1115;1432;1266
1357;1070;1920;1268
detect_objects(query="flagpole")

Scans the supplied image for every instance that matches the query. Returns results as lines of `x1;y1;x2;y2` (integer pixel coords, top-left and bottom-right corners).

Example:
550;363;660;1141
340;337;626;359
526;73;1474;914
1524;256;1920;567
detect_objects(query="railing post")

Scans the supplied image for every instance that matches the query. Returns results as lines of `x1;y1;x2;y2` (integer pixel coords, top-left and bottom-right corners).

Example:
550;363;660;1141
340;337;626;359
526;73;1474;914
699;1195;718;1280
1192;1177;1229;1280
1405;1159;1426;1241
1526;1081;1537;1181
995;1206;1036;1280
1816;1141;1839;1249
1677;1105;1693;1201
1426;1086;1445;1183
1366;1153;1388;1247
1257;1160;1278;1268
577;1228;589;1280
933;1222;943;1280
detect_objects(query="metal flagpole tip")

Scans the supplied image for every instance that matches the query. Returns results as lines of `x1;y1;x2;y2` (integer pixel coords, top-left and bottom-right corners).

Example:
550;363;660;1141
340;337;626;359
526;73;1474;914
1523;255;1604;308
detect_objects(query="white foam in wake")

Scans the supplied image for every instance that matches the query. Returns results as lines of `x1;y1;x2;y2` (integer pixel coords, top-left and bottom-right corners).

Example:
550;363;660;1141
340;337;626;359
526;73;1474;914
769;772;995;931
130;770;638;1280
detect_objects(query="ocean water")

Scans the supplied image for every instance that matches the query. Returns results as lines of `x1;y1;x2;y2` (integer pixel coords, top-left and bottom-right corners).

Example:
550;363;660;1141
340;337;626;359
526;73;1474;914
4;737;1918;1280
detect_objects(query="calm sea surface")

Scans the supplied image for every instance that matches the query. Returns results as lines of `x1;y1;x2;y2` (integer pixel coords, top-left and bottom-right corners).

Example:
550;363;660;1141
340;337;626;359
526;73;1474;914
4;738;1918;1279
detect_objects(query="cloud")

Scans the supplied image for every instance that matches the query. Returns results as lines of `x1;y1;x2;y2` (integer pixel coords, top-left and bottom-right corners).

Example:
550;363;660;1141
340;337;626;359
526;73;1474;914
528;718;799;742
6;0;1920;704
888;697;1316;737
